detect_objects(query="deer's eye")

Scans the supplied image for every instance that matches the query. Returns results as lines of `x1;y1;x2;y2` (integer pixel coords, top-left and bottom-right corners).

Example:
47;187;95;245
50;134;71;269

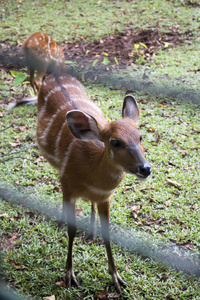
140;135;143;143
110;140;122;148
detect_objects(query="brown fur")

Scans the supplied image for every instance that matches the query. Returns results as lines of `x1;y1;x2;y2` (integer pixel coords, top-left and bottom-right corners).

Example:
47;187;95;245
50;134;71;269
22;32;67;93
37;73;151;292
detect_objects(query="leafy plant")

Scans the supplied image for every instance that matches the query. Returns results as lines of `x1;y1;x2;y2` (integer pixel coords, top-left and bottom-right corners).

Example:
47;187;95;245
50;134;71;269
92;59;99;67
92;53;119;67
65;60;78;67
10;71;27;87
133;42;148;55
114;57;119;65
102;56;110;65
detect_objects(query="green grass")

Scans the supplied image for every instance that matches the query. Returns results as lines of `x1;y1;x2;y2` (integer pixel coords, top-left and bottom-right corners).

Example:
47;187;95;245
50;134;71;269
1;0;200;95
1;77;200;299
0;0;200;299
1;0;200;43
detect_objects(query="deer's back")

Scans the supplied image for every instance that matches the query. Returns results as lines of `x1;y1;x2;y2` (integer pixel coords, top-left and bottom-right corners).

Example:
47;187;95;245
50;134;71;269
22;32;65;71
37;74;106;170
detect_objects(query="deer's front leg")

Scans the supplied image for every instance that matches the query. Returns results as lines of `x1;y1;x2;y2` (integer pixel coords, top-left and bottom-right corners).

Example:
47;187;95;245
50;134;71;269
58;199;68;227
63;198;79;288
86;203;97;240
35;68;46;93
29;68;37;94
97;201;127;293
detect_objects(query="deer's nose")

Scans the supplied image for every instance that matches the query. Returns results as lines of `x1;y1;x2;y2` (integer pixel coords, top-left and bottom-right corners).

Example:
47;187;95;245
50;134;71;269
138;163;152;177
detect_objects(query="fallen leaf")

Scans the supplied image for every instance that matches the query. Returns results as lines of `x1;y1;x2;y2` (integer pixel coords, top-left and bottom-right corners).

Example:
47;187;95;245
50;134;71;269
10;259;22;269
177;149;188;155
125;265;131;273
155;131;160;143
97;289;107;299
165;199;172;207
131;205;141;218
179;119;188;125
19;126;26;132
0;213;9;218
9;142;22;147
134;220;144;226
13;135;20;140
113;294;120;298
42;296;55;300
184;166;195;171
160;273;170;281
10;213;25;221
178;133;187;138
191;179;198;185
33;156;44;164
172;141;178;148
154;205;165;209
166;179;181;188
191;203;198;210
177;241;194;251
154;217;165;225
55;281;66;287
139;185;154;191
124;185;133;192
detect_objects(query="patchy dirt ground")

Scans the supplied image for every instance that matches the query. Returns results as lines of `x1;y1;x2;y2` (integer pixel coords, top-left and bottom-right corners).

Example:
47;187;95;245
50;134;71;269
0;28;193;72
62;28;192;66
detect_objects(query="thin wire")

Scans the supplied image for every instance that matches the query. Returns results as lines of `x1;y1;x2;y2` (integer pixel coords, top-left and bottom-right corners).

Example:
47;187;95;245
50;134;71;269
0;184;199;277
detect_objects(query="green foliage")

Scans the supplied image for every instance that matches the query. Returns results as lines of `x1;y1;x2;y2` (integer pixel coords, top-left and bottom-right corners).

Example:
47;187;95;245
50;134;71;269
10;71;27;87
1;80;200;299
92;54;119;67
92;59;99;67
114;57;119;65
14;73;27;87
65;60;78;67
102;56;110;66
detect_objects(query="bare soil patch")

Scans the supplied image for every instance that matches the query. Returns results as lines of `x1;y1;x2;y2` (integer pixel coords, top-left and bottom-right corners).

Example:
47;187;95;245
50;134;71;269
0;28;192;72
62;28;192;67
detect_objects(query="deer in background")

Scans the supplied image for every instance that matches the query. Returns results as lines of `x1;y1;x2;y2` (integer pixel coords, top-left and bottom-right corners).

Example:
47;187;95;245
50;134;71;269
22;32;69;94
7;32;73;110
37;73;151;293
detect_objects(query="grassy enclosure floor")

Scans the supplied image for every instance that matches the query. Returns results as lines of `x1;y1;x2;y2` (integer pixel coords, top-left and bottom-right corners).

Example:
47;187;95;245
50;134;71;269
0;0;200;299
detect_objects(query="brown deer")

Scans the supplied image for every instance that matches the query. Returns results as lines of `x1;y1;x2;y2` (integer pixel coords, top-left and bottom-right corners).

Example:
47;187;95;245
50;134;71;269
22;32;68;94
37;73;151;293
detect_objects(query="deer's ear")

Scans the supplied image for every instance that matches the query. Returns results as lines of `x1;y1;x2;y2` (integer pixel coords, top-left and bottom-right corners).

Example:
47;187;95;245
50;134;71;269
66;110;100;141
122;95;139;121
